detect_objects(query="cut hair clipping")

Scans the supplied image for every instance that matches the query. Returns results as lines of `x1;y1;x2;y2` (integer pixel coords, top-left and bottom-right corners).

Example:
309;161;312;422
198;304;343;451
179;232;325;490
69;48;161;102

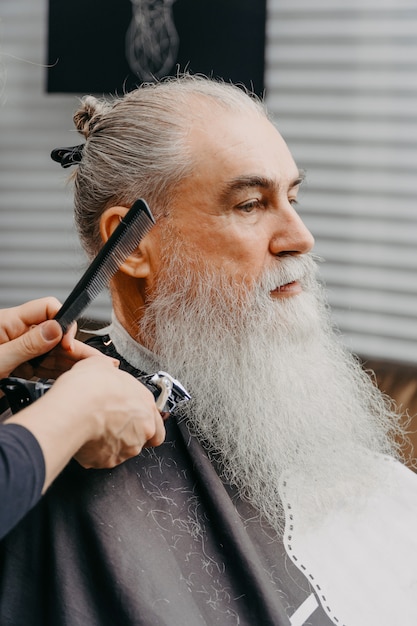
51;144;84;168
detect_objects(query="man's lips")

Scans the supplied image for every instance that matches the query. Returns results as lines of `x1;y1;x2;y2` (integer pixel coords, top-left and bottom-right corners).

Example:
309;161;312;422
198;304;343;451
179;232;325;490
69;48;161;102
270;280;302;298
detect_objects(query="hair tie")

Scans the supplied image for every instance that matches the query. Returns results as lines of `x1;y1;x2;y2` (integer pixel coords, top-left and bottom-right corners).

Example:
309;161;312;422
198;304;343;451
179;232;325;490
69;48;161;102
50;144;85;168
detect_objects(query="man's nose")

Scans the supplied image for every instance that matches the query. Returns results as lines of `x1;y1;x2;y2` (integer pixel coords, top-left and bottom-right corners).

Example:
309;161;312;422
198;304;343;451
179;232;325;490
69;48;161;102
269;203;315;257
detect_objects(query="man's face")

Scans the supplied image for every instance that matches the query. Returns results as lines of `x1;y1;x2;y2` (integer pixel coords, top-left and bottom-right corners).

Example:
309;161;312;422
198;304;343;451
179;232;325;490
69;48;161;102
134;106;400;535
155;106;314;299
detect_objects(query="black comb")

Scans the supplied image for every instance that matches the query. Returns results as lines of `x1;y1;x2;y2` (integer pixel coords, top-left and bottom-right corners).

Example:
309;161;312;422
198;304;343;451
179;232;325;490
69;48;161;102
30;198;155;366
55;198;155;334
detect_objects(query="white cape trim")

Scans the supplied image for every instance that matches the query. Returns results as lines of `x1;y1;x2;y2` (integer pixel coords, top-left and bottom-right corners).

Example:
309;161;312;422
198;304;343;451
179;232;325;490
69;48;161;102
280;456;417;625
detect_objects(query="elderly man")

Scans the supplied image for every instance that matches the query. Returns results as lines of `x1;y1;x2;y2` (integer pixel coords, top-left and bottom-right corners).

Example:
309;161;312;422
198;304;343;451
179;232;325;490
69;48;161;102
1;75;416;626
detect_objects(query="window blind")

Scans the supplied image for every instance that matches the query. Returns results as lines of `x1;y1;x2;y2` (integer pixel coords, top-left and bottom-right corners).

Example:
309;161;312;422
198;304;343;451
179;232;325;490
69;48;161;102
0;0;112;323
264;0;417;363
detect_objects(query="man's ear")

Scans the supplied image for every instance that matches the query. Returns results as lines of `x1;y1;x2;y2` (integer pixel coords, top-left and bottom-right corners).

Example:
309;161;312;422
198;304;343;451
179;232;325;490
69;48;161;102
99;206;151;278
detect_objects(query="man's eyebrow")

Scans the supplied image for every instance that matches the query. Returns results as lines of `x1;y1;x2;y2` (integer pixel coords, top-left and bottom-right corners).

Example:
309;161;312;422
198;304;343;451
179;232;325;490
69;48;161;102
220;171;306;199
291;170;306;188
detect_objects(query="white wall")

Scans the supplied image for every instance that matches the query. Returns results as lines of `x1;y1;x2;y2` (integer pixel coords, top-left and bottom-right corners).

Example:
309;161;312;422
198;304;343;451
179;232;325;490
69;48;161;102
1;0;417;362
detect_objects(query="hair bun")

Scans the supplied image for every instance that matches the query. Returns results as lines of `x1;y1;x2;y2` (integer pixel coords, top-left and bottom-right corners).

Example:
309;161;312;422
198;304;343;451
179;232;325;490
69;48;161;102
73;95;110;138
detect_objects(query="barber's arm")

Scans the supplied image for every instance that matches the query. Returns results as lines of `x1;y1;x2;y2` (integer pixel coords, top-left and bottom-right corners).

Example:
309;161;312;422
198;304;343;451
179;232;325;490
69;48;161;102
5;356;165;487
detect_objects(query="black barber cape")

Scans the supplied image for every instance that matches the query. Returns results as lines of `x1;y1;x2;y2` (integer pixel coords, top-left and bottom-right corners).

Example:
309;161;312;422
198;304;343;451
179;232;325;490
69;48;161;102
0;337;333;626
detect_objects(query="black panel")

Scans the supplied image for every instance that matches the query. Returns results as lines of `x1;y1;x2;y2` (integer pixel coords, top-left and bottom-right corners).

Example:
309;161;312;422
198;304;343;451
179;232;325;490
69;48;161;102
46;0;266;96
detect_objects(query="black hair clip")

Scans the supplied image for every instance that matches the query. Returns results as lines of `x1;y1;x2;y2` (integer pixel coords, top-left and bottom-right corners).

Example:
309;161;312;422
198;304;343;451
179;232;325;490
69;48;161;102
51;144;84;169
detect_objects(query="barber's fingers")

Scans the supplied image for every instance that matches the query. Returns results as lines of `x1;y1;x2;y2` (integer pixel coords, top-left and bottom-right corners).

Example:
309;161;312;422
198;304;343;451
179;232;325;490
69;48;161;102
0;319;63;378
0;297;62;344
59;322;78;352
72;371;166;469
76;421;166;468
31;341;118;381
143;411;166;449
76;409;166;469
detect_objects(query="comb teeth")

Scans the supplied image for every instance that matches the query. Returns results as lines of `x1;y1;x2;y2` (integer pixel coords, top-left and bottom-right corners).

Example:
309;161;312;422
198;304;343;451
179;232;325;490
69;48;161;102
86;210;155;300
55;198;155;333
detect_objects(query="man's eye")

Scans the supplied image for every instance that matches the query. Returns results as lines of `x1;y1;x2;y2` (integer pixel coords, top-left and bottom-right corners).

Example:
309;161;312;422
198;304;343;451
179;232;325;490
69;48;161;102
236;199;262;213
289;198;299;207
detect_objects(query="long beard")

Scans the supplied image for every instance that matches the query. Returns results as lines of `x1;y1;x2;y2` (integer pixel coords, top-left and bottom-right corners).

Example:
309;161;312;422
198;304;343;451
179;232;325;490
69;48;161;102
138;246;405;534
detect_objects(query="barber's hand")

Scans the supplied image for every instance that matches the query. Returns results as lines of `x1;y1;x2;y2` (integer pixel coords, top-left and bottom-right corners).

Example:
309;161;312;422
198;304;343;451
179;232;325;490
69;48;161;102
49;357;166;469
0;297;104;379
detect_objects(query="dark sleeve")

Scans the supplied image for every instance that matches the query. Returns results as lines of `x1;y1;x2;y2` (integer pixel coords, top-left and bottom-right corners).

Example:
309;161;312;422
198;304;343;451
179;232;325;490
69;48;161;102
0;423;45;540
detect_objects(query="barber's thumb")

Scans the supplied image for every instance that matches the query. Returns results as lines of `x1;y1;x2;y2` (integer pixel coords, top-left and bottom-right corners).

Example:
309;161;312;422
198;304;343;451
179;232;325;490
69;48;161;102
20;320;63;356
39;320;63;344
0;320;63;378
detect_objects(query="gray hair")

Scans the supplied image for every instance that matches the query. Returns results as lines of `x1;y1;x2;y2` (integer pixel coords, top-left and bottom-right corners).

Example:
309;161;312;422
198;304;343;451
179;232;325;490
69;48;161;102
70;74;268;256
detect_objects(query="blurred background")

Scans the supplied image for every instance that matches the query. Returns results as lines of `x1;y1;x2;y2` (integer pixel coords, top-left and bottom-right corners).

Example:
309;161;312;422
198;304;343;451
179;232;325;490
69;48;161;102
1;0;417;366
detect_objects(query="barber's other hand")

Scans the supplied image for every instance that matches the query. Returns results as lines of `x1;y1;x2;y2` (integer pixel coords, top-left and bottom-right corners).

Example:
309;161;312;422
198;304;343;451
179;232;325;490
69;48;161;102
0;297;105;379
0;298;62;378
49;357;166;469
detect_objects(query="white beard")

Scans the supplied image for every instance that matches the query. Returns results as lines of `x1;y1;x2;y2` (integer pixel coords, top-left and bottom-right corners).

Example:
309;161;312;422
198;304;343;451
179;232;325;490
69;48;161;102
137;249;405;534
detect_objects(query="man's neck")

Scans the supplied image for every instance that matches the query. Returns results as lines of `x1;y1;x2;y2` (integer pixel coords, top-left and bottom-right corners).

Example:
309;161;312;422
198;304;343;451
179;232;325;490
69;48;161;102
109;313;162;374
